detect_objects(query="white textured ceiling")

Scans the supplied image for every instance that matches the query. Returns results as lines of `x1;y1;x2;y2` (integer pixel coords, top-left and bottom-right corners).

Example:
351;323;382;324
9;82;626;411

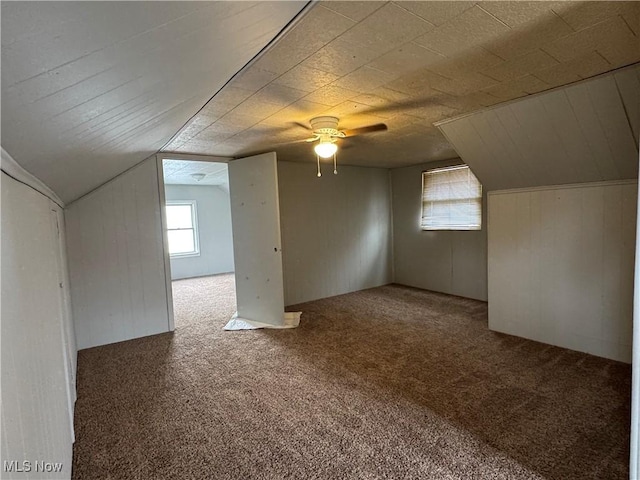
164;1;640;170
1;1;307;203
163;159;229;188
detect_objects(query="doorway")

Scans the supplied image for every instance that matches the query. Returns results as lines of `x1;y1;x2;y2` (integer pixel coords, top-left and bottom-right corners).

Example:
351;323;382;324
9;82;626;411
161;158;236;329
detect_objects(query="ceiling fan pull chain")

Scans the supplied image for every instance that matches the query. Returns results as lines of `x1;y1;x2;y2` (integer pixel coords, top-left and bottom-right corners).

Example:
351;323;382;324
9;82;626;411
333;153;337;175
316;154;322;177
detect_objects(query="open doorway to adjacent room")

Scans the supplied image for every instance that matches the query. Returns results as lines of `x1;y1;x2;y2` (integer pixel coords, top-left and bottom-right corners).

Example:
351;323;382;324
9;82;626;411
161;158;236;330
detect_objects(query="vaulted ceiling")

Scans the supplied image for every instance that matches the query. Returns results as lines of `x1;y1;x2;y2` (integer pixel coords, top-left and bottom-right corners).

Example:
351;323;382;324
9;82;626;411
1;1;639;203
1;1;306;202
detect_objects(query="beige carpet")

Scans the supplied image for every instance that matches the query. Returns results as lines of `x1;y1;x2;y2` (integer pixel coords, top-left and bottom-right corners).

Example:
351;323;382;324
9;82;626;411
72;277;631;479
171;273;236;329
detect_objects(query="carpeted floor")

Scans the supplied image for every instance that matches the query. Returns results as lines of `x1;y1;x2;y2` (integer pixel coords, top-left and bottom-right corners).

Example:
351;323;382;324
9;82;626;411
72;276;631;479
171;273;236;329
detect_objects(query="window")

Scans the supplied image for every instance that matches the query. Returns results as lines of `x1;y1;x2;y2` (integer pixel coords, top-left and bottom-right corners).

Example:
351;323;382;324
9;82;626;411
166;201;199;256
421;165;482;231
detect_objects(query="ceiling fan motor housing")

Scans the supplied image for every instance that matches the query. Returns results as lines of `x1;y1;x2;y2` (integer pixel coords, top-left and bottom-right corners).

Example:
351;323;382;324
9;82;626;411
310;116;343;137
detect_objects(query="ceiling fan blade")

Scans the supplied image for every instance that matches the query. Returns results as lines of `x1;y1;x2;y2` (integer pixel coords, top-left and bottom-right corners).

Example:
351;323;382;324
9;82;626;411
284;136;318;144
291;121;312;131
341;123;388;137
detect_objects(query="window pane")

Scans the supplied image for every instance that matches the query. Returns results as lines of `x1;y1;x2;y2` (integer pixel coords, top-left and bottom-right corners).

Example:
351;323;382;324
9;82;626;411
166;205;193;229
421;165;482;230
168;229;195;254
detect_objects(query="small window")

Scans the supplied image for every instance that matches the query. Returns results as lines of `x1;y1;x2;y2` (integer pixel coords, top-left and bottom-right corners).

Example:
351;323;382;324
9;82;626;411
166;202;199;256
421;165;482;231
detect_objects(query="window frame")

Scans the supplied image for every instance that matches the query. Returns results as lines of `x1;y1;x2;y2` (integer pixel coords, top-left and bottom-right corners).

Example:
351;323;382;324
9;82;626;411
420;164;482;231
165;200;200;258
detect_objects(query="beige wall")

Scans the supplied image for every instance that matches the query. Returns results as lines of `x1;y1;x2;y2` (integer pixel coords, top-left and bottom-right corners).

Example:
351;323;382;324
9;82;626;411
66;157;171;350
278;161;392;306
391;161;488;301
488;180;637;362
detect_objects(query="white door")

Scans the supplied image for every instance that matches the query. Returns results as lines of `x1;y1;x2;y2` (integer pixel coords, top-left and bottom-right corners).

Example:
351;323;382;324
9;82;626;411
50;205;77;441
228;152;285;326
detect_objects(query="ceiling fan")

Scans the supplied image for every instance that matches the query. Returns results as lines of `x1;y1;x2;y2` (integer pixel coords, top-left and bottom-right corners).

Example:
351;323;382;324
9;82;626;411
296;116;387;176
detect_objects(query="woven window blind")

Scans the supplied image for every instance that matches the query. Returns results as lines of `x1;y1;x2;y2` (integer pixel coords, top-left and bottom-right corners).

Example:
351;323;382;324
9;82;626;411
421;165;482;230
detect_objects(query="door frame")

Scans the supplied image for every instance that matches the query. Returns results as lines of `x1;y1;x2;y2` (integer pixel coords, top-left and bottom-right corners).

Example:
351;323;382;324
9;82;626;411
155;153;232;331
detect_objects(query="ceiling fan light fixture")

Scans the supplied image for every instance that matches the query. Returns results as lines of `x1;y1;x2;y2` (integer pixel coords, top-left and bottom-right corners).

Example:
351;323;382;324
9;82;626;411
314;141;337;158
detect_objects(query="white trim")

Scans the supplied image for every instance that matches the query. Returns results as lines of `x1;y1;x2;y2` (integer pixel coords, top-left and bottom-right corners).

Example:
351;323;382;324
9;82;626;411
50;206;76;442
422;164;469;174
388;169;395;282
1;147;64;207
157;152;231;164
488;178;638;197
156;157;175;332
630;154;640;478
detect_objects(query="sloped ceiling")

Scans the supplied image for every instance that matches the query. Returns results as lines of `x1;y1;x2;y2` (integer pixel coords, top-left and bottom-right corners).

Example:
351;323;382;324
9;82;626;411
1;1;307;203
2;1;639;204
437;65;639;191
163;1;640;172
